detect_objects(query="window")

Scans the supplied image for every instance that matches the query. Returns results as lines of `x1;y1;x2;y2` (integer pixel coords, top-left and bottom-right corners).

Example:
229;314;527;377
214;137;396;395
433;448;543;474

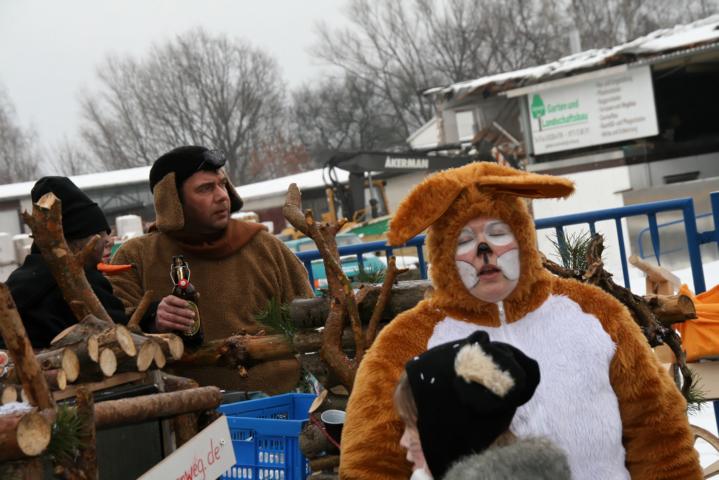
455;110;477;141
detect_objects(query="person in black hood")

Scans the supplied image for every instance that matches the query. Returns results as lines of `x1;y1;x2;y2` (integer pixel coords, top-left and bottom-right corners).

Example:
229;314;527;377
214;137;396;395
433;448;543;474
1;176;128;348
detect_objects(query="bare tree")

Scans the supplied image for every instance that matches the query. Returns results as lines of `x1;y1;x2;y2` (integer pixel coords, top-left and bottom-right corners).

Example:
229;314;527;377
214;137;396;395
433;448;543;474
45;136;101;176
0;87;40;183
291;74;407;156
80;29;286;184
568;0;717;49
245;133;314;180
314;0;576;137
315;0;717;140
315;0;492;137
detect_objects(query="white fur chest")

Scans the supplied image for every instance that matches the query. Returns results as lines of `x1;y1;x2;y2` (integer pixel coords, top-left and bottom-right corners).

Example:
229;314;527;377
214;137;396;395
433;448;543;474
428;295;629;480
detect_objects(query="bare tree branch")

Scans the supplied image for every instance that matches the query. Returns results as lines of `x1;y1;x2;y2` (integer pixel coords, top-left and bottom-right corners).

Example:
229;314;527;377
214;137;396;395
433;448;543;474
80;29;291;184
0;86;41;183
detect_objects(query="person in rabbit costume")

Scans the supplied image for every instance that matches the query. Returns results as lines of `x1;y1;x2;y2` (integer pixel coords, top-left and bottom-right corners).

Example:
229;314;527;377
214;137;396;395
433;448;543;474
339;162;701;480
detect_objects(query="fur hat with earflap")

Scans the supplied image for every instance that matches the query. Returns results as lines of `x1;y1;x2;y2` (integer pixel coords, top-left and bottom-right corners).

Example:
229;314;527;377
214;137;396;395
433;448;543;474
406;330;540;479
148;146;243;233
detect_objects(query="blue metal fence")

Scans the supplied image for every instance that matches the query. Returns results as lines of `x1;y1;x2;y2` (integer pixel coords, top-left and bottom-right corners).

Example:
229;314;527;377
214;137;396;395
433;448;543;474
637;212;712;261
295;192;719;294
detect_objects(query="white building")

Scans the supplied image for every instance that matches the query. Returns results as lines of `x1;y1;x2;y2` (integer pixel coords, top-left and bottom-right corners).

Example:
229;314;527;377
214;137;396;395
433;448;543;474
409;15;719;273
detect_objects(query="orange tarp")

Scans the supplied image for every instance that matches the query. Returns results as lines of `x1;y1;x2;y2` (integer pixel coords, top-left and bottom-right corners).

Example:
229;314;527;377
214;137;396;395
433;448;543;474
675;284;719;362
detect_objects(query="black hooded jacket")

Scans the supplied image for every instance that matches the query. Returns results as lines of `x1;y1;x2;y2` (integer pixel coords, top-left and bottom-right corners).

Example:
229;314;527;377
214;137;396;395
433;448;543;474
2;251;128;348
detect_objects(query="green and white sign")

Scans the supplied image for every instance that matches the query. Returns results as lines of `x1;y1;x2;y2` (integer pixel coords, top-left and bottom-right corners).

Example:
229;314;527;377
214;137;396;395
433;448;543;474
527;66;658;155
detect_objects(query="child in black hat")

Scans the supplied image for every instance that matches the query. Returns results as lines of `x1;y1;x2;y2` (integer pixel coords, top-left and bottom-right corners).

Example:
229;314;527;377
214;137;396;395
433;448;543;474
394;330;570;480
2;177;129;348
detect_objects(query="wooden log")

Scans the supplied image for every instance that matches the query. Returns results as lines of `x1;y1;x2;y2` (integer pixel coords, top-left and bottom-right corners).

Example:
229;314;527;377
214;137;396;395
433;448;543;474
57;388;98;479
0;283;55;410
308;389;348;415
106;340;155;376
630;255;681;294
153;346;167;369
98;348;117;377
171;334;295;368
284;183;358;390
0;458;44;480
94;386;222;429
300;423;338;457
88;325;136;361
136;340;157;372
301;353;331;389
293;328;359;354
53;371;146;402
76;388;98;480
0;411;53;461
305;474;338;480
367;257;407;346
289;280;431;329
161;373;199;392
162;374;200;448
2;384;18;404
127;290;154;332
51;314;112;348
644;294;697;326
146;333;184;360
44;369;67;391
22;193;113;324
87;337;127;371
310;455;340;472
131;333;158;372
2;369;67;392
34;348;80;383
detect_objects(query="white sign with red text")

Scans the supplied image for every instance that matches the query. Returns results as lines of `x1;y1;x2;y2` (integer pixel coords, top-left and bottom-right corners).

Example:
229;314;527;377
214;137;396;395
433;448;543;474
139;415;236;480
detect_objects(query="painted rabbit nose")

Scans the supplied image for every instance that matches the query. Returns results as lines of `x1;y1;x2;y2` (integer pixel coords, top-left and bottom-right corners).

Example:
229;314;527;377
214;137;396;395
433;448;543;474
477;242;492;255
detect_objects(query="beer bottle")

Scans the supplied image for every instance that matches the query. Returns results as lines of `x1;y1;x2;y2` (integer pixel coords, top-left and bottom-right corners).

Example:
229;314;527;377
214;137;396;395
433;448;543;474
170;255;204;347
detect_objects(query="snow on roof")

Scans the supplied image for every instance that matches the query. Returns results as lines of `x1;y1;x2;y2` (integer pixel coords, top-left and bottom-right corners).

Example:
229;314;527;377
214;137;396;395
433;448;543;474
0;166;152;202
237;168;348;201
433;14;719;99
0;166;346;204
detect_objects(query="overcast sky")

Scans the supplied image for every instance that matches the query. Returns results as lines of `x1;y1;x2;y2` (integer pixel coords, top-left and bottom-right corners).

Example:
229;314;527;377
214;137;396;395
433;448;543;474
0;0;347;149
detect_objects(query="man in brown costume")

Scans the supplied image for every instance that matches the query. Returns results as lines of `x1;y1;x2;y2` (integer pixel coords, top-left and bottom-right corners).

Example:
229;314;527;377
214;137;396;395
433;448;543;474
110;146;313;393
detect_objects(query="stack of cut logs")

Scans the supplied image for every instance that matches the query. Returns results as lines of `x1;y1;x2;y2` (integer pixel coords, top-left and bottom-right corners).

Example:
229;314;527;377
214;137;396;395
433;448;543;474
0;192;224;480
1;315;184;403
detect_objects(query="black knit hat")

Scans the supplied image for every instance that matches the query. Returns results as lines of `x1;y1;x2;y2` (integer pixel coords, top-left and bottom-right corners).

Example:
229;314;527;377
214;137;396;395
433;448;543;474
31;177;110;240
405;331;540;478
149;145;242;212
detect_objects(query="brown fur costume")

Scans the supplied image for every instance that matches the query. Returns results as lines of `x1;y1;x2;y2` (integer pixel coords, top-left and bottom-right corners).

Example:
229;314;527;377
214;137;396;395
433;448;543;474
110;167;314;393
339;162;700;479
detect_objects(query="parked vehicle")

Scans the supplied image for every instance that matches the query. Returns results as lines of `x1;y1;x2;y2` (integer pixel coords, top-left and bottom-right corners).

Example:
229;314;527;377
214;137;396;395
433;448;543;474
284;233;386;288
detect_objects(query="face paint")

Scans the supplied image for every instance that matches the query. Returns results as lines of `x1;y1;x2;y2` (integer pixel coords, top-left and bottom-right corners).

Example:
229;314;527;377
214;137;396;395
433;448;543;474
456;260;479;289
496;249;520;281
454;216;520;303
484;221;515;247
456;227;478;257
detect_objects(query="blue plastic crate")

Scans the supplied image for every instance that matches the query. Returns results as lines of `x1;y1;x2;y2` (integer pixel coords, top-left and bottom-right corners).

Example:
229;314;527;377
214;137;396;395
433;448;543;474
218;393;317;480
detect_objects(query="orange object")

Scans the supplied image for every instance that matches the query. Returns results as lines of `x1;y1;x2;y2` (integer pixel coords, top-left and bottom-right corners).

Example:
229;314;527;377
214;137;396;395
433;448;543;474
674;284;719;362
96;263;134;275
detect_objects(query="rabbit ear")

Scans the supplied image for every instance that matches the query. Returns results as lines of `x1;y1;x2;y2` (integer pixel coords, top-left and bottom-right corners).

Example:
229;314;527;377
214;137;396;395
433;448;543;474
477;172;574;199
387;163;574;246
387;170;465;246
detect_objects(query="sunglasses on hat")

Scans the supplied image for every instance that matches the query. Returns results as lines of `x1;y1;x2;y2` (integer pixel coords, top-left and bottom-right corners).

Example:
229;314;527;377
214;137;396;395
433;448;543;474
196;149;226;171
